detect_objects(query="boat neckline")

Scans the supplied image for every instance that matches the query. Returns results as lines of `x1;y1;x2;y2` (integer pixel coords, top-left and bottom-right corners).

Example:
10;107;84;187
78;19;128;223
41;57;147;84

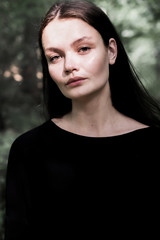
48;119;151;139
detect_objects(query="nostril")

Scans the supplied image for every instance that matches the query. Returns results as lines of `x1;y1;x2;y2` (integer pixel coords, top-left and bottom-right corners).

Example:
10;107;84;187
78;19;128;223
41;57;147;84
65;69;71;74
64;66;79;74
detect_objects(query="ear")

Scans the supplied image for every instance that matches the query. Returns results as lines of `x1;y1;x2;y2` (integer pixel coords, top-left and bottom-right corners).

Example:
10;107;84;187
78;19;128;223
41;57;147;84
108;38;117;65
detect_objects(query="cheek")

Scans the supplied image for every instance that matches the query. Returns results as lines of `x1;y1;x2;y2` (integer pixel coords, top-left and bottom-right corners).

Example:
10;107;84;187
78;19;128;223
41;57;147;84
85;52;109;78
48;65;63;84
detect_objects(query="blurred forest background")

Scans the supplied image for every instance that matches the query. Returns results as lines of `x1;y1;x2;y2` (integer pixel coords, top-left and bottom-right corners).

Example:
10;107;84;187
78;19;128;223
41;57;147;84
0;0;160;238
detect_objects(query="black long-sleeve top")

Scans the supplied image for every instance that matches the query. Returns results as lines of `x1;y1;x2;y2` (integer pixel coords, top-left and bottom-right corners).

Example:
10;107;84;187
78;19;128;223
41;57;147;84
5;120;160;239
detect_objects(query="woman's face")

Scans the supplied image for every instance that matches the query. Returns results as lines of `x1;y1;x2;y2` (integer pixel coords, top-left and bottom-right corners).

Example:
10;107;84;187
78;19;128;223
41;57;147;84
42;18;117;100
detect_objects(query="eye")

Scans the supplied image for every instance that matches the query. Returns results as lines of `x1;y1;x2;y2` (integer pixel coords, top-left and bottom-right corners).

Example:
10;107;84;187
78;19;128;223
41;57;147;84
78;47;91;53
49;55;61;63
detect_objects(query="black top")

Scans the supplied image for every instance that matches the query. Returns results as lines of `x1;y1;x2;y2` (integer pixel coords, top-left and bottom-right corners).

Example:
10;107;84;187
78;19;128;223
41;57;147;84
5;120;160;239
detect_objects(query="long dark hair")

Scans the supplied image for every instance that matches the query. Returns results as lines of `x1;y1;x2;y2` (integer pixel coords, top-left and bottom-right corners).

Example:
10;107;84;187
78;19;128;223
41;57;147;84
39;0;160;127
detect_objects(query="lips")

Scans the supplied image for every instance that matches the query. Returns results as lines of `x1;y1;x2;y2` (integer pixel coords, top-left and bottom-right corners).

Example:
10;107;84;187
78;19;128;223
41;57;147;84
66;77;86;86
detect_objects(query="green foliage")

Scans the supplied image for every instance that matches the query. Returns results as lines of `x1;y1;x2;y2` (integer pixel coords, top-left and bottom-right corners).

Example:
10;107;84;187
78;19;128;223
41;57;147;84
0;1;55;238
94;0;160;98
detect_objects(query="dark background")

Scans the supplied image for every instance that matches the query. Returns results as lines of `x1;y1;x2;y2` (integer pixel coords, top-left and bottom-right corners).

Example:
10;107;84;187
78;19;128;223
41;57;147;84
0;0;160;239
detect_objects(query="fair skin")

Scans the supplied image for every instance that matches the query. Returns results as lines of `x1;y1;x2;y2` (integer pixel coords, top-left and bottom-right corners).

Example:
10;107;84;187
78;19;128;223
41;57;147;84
42;18;148;137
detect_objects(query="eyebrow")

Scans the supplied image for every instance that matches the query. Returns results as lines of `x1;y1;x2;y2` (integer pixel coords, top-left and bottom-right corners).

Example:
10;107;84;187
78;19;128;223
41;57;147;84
71;36;92;47
45;36;92;53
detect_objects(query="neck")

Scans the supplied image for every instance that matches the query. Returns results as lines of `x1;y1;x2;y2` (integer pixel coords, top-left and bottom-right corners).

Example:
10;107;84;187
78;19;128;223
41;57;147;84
66;86;121;136
53;84;148;137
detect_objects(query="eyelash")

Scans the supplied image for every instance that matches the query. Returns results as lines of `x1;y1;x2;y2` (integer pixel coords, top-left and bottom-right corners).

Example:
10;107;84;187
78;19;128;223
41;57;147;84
78;46;91;53
49;55;60;63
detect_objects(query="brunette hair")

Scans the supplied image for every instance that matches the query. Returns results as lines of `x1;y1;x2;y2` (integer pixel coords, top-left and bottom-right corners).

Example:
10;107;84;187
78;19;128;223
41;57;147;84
39;0;160;127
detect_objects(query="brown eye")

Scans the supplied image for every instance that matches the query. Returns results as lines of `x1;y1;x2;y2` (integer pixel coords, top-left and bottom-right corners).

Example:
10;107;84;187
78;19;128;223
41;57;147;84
78;47;91;53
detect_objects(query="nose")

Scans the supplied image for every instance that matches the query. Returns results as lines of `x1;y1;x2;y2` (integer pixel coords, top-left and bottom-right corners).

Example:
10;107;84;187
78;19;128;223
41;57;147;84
64;52;79;74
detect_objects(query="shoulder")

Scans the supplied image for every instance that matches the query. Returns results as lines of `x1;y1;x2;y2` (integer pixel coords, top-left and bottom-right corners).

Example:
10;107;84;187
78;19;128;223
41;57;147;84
127;126;160;152
128;125;160;139
142;125;160;136
9;121;56;153
145;125;160;139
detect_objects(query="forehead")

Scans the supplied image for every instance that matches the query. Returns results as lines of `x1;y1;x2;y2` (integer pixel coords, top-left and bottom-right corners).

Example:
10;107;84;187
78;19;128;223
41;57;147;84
42;18;101;49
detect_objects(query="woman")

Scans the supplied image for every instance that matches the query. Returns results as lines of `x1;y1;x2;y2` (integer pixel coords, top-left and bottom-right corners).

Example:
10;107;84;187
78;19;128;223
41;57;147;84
5;0;160;239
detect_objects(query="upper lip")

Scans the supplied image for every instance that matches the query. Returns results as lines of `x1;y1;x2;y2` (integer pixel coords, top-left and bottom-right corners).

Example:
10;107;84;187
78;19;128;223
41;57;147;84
66;77;86;85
